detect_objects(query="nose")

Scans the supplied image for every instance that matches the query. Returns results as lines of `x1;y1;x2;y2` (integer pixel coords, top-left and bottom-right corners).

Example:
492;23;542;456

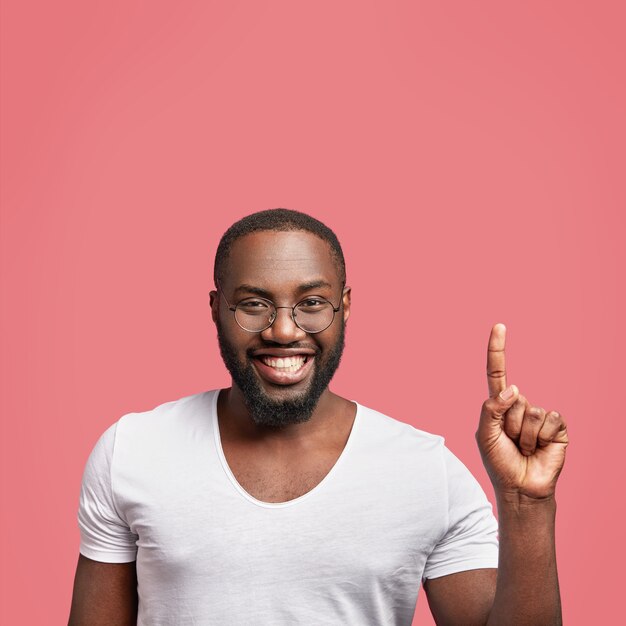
260;306;307;344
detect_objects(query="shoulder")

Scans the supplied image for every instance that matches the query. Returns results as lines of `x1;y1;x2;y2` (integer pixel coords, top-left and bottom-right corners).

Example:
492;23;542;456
115;389;217;436
87;390;218;485
355;402;445;452
353;403;447;477
91;389;217;467
355;405;483;488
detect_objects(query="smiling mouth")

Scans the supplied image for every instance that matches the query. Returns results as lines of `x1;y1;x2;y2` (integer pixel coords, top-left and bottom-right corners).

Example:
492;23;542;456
250;353;315;386
258;355;309;372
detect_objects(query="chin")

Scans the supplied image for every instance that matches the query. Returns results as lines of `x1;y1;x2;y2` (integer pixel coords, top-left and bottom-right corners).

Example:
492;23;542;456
242;368;324;427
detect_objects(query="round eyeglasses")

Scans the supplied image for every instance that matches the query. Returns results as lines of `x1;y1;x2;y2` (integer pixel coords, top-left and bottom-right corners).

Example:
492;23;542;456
218;286;343;334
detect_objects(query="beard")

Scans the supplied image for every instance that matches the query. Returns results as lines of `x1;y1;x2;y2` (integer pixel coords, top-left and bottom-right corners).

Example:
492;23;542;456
216;320;346;428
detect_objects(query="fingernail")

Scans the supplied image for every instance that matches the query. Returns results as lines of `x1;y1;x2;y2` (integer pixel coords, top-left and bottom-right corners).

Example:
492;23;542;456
500;386;515;401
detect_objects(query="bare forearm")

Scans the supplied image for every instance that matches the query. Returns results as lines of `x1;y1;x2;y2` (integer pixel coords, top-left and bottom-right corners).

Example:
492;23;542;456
487;492;561;626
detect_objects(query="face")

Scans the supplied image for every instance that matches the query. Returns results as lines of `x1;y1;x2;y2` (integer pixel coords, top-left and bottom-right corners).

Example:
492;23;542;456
211;230;351;427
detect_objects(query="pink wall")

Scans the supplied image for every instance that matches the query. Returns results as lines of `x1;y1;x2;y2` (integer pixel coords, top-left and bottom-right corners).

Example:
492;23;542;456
1;1;624;623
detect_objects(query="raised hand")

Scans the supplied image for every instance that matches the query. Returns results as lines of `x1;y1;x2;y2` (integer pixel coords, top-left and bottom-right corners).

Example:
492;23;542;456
476;323;569;500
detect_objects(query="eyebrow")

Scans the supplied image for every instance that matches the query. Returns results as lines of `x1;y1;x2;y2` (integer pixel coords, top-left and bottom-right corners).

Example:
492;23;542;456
234;280;334;298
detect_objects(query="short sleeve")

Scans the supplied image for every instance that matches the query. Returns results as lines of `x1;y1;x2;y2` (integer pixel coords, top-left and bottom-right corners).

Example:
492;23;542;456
423;446;498;580
78;422;138;563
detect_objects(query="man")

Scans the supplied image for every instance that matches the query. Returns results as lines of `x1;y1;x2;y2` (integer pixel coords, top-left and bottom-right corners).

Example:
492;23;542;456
69;208;568;625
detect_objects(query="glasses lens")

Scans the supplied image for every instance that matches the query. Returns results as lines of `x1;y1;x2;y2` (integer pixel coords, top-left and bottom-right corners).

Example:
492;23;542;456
235;299;274;332
294;299;335;333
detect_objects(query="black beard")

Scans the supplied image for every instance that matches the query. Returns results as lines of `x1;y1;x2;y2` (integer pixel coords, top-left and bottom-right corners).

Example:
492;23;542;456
216;321;345;428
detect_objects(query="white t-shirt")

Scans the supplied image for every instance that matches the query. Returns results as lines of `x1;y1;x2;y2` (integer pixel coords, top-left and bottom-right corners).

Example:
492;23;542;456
78;390;498;625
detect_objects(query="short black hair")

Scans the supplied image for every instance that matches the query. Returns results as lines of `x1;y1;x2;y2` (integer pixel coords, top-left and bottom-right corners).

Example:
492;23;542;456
214;208;346;286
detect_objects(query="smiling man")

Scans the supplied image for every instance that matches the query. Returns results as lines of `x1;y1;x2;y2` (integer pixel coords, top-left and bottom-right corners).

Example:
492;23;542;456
69;209;568;625
213;219;348;430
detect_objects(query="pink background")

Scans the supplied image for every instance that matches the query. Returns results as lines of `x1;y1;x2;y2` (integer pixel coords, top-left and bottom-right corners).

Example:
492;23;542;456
1;1;624;623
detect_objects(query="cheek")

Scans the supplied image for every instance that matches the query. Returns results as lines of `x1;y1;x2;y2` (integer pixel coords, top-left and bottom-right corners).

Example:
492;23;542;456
319;324;345;355
217;323;248;358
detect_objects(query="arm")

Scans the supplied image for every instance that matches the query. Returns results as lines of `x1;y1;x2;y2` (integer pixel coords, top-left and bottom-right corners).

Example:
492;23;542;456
424;495;560;625
73;422;140;623
487;492;560;625
68;554;138;626
424;568;496;625
426;324;567;625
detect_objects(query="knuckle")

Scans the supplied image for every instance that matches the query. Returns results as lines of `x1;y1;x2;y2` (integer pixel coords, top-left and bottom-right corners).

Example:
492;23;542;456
526;408;545;422
546;411;561;424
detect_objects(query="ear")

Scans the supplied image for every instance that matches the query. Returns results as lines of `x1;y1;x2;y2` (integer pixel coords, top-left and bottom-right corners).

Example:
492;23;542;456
342;286;351;324
209;290;219;324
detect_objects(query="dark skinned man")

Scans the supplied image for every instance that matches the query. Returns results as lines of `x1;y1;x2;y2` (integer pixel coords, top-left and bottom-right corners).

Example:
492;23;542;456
69;208;567;625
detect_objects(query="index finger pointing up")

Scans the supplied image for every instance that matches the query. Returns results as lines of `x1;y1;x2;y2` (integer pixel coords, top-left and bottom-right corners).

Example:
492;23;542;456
487;323;507;397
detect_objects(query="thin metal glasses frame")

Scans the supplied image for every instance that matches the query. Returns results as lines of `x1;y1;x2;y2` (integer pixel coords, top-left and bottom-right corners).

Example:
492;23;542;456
216;282;344;334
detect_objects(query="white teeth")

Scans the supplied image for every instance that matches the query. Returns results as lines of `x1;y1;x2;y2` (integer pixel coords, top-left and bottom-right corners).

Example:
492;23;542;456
260;355;307;371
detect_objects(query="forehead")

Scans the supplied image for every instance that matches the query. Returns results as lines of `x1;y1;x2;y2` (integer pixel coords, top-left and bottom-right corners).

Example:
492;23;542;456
223;230;341;291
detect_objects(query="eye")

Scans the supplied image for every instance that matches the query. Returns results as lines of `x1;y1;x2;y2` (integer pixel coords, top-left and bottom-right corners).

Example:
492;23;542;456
238;299;271;310
298;298;327;308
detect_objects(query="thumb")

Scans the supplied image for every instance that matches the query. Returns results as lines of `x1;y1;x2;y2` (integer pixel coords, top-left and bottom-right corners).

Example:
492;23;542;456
492;384;520;417
478;384;520;440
